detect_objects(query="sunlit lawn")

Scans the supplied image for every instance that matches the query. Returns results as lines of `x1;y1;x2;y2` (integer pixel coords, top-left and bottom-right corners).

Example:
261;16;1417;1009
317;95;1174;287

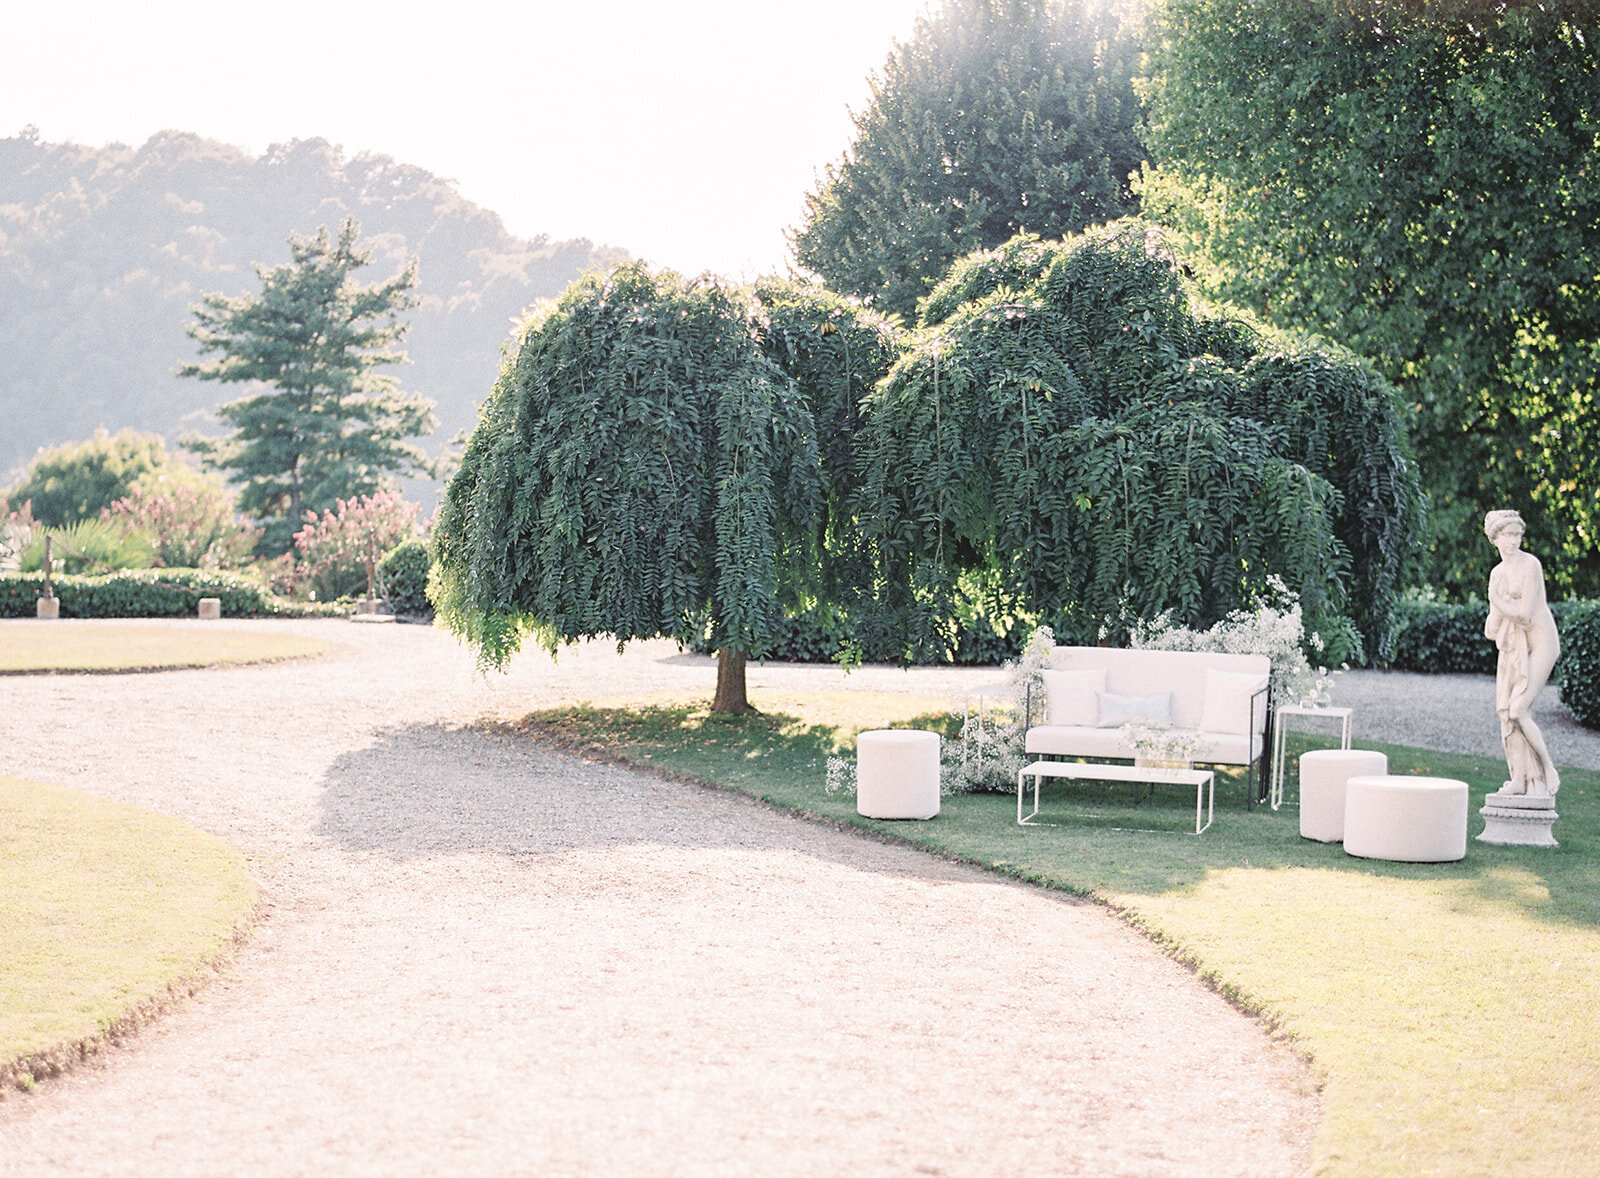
518;690;1600;1178
0;777;256;1091
0;620;325;673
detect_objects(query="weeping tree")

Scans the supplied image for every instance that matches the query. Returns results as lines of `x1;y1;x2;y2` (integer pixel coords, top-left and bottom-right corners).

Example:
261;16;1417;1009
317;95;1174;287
748;279;901;653
858;222;1424;663
431;264;863;712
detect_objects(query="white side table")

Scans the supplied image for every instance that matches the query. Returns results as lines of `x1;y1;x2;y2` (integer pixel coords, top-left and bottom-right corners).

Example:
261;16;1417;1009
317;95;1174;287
1271;705;1353;810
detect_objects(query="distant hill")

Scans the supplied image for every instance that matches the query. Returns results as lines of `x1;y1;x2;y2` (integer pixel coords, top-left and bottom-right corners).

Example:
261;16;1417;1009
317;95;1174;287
0;128;627;495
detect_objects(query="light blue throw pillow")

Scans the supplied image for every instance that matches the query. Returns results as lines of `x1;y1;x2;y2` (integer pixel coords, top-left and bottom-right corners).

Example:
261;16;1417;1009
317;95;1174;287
1094;690;1173;728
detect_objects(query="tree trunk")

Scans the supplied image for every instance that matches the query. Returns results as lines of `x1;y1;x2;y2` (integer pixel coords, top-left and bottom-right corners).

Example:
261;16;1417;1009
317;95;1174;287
711;648;756;714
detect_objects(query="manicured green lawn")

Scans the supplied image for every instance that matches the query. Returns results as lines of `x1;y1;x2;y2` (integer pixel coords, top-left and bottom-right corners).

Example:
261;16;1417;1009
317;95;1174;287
0;777;256;1091
518;690;1600;1178
0;620;325;673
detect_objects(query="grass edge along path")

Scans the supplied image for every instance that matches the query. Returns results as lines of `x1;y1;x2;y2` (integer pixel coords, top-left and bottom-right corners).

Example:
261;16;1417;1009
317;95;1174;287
0;776;257;1094
0;621;327;674
511;690;1600;1178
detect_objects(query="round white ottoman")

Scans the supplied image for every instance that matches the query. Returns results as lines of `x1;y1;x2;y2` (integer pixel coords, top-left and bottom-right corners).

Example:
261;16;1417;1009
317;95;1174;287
856;729;941;820
1299;748;1387;842
1343;775;1468;863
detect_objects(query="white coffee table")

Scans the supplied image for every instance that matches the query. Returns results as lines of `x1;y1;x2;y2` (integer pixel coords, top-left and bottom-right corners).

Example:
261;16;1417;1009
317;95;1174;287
1270;705;1353;809
1017;760;1215;835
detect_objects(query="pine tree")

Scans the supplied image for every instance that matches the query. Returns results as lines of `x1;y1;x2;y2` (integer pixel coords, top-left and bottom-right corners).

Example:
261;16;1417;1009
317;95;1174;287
180;219;436;551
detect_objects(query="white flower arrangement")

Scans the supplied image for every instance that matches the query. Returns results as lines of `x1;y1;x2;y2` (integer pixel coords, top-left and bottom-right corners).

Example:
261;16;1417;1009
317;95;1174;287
823;755;855;796
1129;576;1340;708
938;624;1056;795
1120;721;1205;766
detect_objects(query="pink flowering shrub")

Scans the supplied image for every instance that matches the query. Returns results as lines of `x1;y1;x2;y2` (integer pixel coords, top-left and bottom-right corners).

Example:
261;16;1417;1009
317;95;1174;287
292;490;420;601
103;476;258;569
1;499;37;572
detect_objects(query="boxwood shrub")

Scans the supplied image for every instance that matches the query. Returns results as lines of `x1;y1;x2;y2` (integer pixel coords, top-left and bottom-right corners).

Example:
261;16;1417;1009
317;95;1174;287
379;539;433;618
0;569;332;619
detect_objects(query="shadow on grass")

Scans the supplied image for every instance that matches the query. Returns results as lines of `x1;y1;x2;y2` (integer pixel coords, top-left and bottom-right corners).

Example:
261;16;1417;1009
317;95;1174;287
510;703;1600;933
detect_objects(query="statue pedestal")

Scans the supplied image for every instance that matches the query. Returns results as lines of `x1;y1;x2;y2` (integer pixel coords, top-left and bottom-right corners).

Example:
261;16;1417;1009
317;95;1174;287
1477;789;1558;848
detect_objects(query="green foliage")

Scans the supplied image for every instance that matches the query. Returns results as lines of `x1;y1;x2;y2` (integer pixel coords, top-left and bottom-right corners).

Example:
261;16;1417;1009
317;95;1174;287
750;280;901;628
793;0;1145;319
432;264;828;679
1558;603;1600;730
20;520;154;577
0;569;324;619
180;218;437;553
856;222;1423;662
687;596;1022;666
379;539;433;617
4;430;185;527
1137;0;1600;596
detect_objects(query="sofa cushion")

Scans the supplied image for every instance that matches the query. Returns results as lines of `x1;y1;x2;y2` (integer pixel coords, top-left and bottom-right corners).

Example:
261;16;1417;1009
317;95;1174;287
1026;725;1136;759
1040;668;1106;727
1194;730;1257;764
1199;669;1271;736
1094;690;1172;728
1026;726;1260;765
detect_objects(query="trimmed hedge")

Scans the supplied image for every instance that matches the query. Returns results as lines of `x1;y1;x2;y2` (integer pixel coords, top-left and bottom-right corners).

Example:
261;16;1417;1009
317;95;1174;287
687;605;1022;667
1387;596;1600;732
1388;599;1593;676
0;570;331;619
1387;600;1496;674
1558;602;1600;730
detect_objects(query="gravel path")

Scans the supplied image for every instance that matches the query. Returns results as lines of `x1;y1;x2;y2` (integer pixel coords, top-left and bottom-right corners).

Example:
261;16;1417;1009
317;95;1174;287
0;619;1363;1175
1323;666;1600;771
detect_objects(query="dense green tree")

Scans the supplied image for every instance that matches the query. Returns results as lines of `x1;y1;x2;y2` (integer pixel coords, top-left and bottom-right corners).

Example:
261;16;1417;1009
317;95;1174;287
750;279;901;618
181;219;437;552
792;0;1145;320
3;429;185;526
1137;0;1600;596
431;264;839;712
858;224;1423;663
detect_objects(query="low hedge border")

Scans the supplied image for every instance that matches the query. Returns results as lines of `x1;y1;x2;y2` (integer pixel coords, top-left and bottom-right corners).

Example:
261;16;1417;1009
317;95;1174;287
1389;599;1592;675
1388;597;1600;731
1;570;338;619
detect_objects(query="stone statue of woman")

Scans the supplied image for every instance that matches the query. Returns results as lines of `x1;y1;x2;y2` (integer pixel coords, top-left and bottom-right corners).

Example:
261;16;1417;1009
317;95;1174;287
1484;509;1560;796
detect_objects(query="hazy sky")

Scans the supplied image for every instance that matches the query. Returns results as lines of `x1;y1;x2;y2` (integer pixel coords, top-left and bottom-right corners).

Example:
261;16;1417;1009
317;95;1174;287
3;0;933;279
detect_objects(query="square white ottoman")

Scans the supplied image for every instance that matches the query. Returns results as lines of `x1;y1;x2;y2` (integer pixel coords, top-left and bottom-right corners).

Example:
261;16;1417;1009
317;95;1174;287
856;729;941;819
1299;748;1388;842
1344;775;1469;863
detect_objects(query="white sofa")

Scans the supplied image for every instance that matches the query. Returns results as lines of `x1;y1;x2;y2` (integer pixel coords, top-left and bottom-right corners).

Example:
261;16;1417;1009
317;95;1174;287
1025;646;1272;803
